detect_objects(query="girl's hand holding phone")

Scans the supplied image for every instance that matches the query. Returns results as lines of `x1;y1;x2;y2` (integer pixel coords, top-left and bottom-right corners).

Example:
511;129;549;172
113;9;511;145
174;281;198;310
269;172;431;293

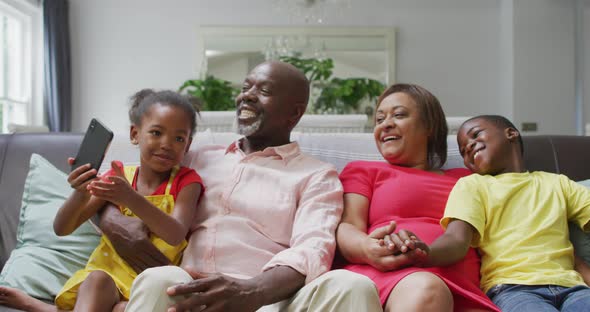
67;157;100;192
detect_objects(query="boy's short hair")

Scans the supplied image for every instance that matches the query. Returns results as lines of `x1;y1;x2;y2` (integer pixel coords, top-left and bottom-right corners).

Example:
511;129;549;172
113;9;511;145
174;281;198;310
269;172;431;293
463;115;524;155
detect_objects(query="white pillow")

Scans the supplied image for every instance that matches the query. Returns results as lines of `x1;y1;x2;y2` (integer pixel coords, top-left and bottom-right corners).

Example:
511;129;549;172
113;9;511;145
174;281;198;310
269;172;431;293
296;132;382;172
444;136;466;170
296;133;465;172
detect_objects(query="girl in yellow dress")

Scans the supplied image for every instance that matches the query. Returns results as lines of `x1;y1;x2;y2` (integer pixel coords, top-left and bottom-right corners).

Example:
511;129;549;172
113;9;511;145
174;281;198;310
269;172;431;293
0;89;204;312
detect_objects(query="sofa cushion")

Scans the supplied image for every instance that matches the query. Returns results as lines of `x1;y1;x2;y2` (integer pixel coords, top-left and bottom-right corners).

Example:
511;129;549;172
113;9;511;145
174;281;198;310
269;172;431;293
0;154;100;301
0;133;83;271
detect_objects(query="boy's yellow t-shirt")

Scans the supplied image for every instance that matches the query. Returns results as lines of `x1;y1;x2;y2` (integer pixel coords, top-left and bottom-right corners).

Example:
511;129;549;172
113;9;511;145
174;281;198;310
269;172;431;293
442;171;590;293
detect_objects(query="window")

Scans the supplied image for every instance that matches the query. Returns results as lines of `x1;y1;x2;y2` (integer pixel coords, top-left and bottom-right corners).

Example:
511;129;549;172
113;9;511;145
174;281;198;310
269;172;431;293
0;0;42;133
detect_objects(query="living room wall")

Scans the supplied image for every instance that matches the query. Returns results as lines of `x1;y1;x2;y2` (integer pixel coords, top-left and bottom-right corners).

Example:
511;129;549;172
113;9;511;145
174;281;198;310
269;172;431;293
586;1;590;133
511;0;576;135
69;0;589;135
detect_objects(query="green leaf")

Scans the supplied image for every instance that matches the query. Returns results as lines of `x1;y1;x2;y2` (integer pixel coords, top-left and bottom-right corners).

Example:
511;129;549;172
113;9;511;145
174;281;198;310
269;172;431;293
178;75;238;111
182;57;386;114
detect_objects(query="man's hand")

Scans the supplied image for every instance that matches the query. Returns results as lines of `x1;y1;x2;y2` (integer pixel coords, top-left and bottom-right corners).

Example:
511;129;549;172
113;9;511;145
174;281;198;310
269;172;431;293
166;267;263;312
99;204;171;274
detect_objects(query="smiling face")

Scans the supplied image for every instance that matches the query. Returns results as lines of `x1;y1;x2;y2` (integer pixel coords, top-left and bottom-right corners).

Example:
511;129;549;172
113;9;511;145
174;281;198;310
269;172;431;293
457;117;520;175
374;92;430;169
235;62;307;141
131;103;193;173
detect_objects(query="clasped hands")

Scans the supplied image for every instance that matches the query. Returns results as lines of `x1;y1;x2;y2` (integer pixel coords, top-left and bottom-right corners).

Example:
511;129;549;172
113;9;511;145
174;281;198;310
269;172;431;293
363;221;430;272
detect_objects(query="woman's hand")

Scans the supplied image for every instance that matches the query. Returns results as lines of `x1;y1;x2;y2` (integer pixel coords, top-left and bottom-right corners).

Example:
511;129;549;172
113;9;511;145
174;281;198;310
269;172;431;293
384;230;430;266
384;228;429;253
363;222;429;271
362;223;398;271
337;193;429;270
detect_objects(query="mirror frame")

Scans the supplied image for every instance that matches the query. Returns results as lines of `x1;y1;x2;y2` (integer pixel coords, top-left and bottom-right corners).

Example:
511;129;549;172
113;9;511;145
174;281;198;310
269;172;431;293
196;26;396;85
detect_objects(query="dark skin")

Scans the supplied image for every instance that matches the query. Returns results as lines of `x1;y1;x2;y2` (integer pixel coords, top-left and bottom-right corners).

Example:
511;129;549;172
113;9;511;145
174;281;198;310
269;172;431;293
382;118;526;266
575;255;590;286
100;61;310;312
457;118;524;176
420;118;525;267
387;118;590;281
99;204;171;273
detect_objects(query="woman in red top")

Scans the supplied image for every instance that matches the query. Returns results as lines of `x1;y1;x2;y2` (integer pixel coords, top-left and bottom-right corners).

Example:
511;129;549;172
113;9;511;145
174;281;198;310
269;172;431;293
336;83;499;312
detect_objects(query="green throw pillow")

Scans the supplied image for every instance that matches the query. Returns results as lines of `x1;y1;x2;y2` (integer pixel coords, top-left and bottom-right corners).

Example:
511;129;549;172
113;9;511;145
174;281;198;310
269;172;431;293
570;179;590;266
0;154;100;301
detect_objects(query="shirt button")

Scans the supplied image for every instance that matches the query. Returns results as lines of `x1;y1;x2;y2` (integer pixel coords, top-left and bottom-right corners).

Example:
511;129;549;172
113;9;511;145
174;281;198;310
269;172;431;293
103;252;109;257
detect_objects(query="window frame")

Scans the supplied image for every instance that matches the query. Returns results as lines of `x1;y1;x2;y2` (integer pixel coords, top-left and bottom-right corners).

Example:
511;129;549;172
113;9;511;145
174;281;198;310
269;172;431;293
0;0;43;133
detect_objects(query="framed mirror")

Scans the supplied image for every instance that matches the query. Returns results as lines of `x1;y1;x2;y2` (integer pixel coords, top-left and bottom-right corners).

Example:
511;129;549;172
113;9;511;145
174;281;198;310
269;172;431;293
196;26;396;87
193;26;395;132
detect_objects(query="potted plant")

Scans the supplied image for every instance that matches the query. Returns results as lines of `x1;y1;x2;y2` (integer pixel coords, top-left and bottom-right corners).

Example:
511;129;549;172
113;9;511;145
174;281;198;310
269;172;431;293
179;75;238;111
279;56;385;114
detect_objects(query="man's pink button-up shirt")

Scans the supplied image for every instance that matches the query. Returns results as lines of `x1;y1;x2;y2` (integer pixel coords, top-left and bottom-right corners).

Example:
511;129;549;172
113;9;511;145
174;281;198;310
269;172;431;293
182;140;343;283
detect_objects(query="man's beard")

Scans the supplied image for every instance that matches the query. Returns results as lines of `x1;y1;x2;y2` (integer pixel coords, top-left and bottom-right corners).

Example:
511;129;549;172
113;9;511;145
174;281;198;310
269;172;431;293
237;116;263;137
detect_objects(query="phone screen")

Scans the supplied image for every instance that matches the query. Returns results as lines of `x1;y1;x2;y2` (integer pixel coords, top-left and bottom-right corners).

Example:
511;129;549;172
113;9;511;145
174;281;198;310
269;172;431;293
71;118;114;173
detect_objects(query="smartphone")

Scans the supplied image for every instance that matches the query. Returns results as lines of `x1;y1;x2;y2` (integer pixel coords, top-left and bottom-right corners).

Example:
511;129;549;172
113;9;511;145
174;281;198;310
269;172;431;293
71;118;114;175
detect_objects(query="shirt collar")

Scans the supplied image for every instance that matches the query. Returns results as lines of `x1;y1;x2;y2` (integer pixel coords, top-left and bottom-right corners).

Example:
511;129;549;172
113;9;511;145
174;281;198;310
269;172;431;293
225;140;240;154
225;138;300;163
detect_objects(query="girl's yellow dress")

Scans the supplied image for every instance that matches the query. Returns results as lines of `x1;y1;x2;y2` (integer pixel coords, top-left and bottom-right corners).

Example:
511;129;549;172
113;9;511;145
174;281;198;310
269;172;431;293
55;166;187;309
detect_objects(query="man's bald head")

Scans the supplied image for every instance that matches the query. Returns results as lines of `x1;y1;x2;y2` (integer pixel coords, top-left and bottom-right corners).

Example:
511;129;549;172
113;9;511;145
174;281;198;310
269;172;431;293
252;61;310;109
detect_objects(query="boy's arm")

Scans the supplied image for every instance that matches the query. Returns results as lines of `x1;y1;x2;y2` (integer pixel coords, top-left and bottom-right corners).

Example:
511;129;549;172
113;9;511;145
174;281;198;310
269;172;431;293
575;254;590;286
420;175;484;267
424;219;475;267
563;177;590;231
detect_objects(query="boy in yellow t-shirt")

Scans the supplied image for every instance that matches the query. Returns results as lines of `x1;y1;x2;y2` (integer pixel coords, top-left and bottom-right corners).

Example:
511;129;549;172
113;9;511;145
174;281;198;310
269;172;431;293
387;115;590;312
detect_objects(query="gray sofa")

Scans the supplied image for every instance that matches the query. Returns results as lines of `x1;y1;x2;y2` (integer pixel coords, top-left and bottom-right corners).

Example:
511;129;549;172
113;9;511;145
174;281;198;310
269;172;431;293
1;132;590;311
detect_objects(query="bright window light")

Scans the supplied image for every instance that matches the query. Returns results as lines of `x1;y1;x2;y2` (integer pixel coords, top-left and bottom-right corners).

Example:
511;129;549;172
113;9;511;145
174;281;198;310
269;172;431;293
0;0;42;133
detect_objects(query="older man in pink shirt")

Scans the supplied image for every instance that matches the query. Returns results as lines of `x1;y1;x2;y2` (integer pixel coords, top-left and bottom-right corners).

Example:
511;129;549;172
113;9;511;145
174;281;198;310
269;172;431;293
178;140;341;285
101;61;381;312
